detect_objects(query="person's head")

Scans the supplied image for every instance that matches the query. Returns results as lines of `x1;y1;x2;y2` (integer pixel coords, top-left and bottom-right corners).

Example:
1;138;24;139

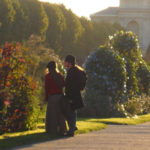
64;55;76;69
46;61;56;73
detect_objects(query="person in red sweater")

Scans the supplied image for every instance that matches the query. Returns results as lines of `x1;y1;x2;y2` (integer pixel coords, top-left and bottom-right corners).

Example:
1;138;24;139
45;61;66;135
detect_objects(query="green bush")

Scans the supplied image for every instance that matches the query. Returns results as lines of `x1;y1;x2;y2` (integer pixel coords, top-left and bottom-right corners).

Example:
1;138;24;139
23;35;65;106
137;61;150;95
83;31;150;117
120;95;150;117
109;31;142;97
84;46;127;117
0;43;39;134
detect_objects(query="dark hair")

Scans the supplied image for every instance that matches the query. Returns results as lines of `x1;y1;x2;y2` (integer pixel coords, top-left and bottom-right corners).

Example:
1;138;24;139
46;61;63;88
65;55;75;66
47;61;56;72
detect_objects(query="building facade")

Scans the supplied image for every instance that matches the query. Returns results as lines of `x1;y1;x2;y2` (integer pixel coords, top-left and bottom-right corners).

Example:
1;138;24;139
91;0;150;54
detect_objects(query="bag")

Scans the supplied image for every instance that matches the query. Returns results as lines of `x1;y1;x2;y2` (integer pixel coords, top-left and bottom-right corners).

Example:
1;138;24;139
77;67;87;91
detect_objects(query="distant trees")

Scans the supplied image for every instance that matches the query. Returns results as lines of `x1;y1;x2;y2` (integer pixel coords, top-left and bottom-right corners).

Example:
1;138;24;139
20;0;48;40
0;0;123;63
0;0;15;42
43;3;66;53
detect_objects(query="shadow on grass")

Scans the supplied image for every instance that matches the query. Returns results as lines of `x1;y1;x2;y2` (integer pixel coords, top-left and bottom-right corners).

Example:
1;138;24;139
88;120;127;125
0;132;68;150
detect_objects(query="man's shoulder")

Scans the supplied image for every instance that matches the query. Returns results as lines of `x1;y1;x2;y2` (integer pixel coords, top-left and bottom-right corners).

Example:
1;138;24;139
68;66;78;74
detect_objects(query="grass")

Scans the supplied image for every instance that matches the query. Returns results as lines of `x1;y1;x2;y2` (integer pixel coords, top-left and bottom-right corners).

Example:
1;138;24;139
0;119;106;150
1;113;150;150
88;114;150;125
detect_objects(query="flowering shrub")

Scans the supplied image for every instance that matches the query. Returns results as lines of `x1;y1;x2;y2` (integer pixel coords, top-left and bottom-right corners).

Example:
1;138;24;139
84;46;127;117
109;31;140;60
0;43;37;134
83;31;150;117
109;31;142;97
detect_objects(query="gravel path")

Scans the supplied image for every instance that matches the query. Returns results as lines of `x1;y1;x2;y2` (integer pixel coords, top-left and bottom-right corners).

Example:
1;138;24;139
13;122;150;150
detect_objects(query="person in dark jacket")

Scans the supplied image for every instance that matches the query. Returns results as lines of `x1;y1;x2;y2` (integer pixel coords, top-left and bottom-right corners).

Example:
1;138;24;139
45;61;67;135
64;55;84;136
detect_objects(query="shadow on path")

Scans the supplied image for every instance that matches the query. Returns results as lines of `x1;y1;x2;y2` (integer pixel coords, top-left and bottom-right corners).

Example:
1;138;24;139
0;132;68;150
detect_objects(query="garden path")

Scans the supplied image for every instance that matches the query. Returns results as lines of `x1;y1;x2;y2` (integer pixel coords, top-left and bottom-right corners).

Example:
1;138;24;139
13;122;150;150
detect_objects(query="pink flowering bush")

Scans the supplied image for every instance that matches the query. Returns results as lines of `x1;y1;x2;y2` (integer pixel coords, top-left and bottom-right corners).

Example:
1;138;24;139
0;43;37;134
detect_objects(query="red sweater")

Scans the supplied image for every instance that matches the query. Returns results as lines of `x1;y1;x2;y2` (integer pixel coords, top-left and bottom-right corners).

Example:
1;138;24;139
45;73;65;101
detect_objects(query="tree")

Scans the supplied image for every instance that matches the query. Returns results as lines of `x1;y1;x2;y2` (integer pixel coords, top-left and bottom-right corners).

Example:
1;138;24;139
43;3;66;53
10;0;27;41
109;31;142;97
73;17;95;63
19;0;48;40
0;0;15;43
59;5;84;56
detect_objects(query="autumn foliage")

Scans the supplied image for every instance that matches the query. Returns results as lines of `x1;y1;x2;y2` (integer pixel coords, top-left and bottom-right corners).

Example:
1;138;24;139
0;43;37;134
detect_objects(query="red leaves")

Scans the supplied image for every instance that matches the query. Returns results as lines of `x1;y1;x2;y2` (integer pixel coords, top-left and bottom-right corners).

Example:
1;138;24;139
15;109;19;113
30;81;37;90
19;57;25;63
4;100;11;106
0;42;37;134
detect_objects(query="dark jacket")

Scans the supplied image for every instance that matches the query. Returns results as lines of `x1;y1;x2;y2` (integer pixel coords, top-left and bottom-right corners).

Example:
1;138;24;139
65;66;84;110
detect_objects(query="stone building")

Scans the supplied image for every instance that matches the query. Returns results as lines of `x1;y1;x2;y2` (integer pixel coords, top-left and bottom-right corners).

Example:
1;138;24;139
91;0;150;55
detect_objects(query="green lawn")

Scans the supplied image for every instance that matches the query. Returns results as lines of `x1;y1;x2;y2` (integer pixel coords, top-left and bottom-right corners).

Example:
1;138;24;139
89;114;150;125
1;114;150;150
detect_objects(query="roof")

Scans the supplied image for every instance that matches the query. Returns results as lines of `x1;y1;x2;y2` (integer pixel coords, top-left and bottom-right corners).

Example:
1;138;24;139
91;7;119;17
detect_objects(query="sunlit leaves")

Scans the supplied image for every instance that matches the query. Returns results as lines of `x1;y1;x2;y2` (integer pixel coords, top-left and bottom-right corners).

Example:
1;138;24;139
0;43;36;134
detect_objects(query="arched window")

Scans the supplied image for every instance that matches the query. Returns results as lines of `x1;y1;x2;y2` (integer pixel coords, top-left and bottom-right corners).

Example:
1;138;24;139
127;20;139;35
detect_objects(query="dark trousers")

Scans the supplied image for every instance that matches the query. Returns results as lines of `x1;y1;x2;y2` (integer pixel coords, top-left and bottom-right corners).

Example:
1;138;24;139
67;109;77;134
46;94;67;135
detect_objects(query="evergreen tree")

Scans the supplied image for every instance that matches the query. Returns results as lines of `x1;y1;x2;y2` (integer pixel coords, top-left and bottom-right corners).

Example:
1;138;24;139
0;0;15;43
19;0;48;40
43;3;66;53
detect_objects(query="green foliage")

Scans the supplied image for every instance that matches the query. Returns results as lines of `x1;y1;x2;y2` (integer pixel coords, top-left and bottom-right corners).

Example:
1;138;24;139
84;31;150;117
0;0;122;64
137;61;150;95
75;20;123;64
109;31;141;62
23;35;65;105
109;31;143;97
0;0;15;23
0;43;39;134
10;0;27;41
43;3;66;53
19;0;48;40
122;96;150;116
0;0;15;42
84;46;127;117
58;5;84;56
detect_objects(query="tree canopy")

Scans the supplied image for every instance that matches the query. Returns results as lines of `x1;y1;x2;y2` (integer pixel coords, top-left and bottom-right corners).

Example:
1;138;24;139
0;0;122;63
